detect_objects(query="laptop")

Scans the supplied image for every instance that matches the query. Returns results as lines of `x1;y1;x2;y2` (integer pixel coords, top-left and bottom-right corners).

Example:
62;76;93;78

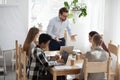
60;46;74;54
48;50;69;66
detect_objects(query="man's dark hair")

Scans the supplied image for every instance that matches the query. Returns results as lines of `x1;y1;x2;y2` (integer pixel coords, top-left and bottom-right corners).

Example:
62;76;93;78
59;7;68;15
39;33;52;44
89;31;98;37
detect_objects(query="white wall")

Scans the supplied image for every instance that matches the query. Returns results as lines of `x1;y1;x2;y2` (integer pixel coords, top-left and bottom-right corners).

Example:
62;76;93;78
104;0;120;45
0;0;28;66
66;18;90;53
6;0;17;4
66;0;105;52
0;0;28;50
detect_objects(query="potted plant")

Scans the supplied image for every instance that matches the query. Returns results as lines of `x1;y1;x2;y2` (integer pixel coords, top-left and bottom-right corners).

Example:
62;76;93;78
64;0;87;23
37;23;42;29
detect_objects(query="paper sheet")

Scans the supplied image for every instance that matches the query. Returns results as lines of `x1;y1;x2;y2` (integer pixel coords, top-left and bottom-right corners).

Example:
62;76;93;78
54;65;72;70
75;63;83;68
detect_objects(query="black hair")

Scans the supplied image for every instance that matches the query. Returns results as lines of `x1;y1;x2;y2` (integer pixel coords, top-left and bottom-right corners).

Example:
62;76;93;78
38;33;52;44
89;31;98;37
59;7;68;15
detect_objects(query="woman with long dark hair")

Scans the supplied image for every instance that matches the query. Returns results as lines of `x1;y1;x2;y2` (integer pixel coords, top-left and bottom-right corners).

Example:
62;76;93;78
89;31;111;57
23;27;40;56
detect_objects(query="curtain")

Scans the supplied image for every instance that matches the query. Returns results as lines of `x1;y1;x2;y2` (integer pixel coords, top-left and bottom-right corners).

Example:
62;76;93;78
0;6;26;50
87;0;105;34
29;0;71;30
104;0;120;45
104;0;120;69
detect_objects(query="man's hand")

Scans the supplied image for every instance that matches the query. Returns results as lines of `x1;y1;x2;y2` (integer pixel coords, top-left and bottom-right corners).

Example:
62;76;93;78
80;53;85;59
55;37;62;43
57;59;64;63
71;34;77;41
50;55;60;60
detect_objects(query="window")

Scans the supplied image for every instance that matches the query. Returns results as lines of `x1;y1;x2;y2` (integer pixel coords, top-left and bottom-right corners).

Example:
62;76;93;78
29;0;71;30
0;0;7;4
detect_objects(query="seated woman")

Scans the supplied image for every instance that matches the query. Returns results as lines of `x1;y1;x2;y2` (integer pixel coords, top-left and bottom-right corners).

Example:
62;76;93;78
89;31;110;56
79;34;109;80
23;27;40;57
89;32;117;80
23;27;60;61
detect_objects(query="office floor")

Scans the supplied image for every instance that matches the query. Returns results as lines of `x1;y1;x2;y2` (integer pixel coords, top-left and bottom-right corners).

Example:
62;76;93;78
0;67;15;80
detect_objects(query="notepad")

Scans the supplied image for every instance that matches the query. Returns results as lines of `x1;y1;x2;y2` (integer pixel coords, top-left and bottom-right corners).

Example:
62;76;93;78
75;63;83;68
54;65;72;70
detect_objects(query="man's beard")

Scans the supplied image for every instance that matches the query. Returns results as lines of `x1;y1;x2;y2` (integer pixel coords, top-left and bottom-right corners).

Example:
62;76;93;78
61;18;66;21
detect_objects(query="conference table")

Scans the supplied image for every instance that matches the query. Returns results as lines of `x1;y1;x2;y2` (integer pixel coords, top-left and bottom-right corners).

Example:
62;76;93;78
45;51;83;80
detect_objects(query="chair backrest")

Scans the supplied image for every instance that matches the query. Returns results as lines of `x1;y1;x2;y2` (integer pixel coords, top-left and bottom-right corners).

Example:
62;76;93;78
19;45;27;80
108;40;120;80
15;40;27;80
108;40;120;57
0;46;3;56
15;40;19;70
15;40;20;80
22;51;27;80
84;57;111;80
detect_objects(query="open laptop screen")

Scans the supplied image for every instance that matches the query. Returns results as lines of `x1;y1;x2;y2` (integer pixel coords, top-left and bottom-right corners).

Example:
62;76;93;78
61;50;69;64
60;46;74;54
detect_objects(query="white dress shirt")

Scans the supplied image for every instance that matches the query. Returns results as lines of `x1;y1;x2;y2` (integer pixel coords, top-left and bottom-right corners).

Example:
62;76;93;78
47;16;72;39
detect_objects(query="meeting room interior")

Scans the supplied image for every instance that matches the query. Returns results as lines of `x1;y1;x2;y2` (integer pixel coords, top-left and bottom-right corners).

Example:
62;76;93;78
0;0;120;80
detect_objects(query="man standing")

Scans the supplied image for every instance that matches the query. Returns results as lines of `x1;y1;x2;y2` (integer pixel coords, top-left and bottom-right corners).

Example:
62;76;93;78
47;7;76;51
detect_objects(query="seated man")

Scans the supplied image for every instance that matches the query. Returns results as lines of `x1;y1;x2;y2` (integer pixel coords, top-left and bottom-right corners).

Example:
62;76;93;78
27;33;65;80
79;34;109;80
27;33;53;80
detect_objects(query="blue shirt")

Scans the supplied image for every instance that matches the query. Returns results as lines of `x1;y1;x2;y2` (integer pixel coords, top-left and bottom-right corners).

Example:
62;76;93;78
47;16;72;39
